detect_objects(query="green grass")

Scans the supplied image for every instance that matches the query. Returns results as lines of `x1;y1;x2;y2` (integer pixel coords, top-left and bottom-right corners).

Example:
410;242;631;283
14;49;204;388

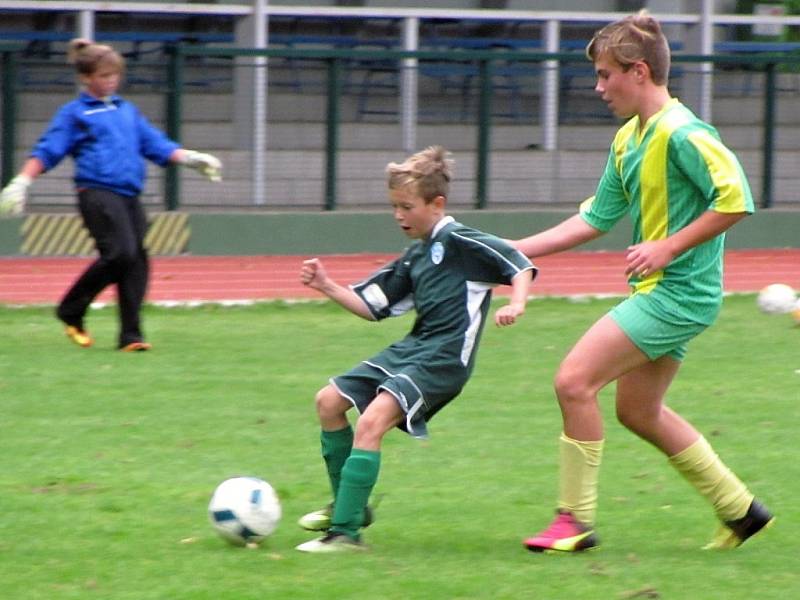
0;295;798;600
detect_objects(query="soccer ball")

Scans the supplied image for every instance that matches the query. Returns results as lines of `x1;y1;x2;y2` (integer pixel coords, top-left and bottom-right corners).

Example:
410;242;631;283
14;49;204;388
208;477;281;546
756;283;797;315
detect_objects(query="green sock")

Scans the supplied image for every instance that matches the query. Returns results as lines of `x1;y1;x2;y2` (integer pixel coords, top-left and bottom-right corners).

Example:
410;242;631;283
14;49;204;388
330;448;380;540
321;426;353;499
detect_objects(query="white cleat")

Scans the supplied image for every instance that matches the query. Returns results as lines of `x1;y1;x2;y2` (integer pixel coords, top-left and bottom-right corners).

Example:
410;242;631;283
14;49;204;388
295;532;367;553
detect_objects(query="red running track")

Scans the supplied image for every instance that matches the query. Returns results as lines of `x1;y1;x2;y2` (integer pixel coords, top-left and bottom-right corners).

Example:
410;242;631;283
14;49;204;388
1;249;798;305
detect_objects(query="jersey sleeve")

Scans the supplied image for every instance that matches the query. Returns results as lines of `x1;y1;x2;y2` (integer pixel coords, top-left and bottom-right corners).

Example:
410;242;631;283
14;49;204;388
30;104;77;171
672;128;755;214
450;228;536;284
580;146;629;232
134;105;181;166
350;255;415;321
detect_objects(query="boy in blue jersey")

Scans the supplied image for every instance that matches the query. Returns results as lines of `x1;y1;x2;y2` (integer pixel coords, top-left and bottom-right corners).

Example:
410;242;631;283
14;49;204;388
0;39;221;351
295;145;535;552
516;11;773;553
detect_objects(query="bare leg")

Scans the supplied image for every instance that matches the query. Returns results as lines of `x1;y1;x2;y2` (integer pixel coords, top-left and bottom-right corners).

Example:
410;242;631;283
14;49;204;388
615;356;700;456
315;384;352;431
554;314;651;441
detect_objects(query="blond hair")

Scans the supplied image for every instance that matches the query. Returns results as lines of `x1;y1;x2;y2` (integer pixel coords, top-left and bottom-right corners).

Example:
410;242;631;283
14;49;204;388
67;38;125;75
586;10;671;86
386;145;453;202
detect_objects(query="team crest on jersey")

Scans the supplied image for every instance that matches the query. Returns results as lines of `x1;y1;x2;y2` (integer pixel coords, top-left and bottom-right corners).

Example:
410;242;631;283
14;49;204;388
430;241;444;265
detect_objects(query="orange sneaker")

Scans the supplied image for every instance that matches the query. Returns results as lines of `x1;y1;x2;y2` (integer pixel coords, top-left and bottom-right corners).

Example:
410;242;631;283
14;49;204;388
119;341;152;352
64;325;93;348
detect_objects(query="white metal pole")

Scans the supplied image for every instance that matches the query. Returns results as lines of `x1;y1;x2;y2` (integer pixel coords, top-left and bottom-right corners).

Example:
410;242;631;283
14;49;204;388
541;19;560;151
252;0;268;205
698;0;714;123
401;16;419;154
78;9;94;41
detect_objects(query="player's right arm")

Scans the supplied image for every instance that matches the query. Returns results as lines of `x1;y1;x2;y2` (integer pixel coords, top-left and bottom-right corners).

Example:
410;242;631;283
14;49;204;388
301;258;375;320
513;213;603;258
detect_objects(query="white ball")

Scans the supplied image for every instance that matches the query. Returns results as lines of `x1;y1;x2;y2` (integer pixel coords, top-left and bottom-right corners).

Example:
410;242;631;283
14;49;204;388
756;283;797;315
208;477;281;546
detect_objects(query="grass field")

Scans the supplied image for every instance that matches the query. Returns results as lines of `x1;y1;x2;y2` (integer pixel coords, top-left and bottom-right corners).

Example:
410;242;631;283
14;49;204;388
0;295;798;600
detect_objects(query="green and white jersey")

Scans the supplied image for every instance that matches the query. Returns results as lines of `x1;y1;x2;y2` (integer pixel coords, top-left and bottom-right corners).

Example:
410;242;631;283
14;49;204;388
581;98;754;322
351;216;535;384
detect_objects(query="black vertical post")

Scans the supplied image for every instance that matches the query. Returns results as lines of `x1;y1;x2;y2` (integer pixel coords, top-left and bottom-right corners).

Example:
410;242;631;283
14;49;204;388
761;62;776;209
324;57;342;211
1;50;17;186
475;59;493;209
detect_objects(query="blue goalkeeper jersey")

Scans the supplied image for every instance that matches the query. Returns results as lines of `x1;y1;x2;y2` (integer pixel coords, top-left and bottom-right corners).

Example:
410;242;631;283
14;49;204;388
30;91;180;198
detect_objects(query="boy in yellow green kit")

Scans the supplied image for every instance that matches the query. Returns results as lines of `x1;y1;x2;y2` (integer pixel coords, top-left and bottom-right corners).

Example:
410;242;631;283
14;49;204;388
515;11;773;553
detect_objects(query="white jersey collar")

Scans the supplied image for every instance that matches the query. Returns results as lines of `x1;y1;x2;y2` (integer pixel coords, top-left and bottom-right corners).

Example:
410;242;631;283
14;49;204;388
430;215;455;239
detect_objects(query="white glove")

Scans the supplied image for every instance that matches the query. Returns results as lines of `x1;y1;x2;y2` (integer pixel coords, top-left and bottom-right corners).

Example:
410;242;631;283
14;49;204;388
182;150;222;182
0;174;32;217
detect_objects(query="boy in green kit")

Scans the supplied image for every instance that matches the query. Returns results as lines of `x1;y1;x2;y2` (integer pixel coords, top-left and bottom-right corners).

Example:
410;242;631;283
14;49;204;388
296;146;535;552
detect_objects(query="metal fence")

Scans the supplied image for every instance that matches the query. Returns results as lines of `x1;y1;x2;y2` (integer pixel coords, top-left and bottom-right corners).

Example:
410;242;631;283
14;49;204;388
2;43;800;212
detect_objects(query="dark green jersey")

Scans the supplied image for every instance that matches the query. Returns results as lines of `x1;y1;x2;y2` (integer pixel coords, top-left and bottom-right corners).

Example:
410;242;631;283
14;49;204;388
351;216;535;384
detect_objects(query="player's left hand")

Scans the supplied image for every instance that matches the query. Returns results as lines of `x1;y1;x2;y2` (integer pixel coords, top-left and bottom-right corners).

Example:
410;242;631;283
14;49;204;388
182;150;222;182
494;302;525;326
625;240;675;278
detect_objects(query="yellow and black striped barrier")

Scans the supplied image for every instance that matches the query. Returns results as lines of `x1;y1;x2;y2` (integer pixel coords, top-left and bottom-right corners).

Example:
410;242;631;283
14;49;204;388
21;212;191;256
143;212;191;256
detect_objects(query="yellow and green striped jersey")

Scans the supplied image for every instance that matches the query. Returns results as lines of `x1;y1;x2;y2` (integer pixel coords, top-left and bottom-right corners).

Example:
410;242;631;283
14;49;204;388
580;99;754;321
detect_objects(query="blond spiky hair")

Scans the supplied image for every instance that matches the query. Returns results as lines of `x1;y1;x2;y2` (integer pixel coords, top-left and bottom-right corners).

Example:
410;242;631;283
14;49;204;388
386;145;454;202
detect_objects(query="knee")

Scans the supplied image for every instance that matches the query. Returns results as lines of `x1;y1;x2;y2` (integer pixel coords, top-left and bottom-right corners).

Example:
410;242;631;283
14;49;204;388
354;411;380;437
615;405;638;432
353;412;385;447
615;403;656;436
553;366;593;406
314;386;346;421
114;248;141;268
103;241;143;269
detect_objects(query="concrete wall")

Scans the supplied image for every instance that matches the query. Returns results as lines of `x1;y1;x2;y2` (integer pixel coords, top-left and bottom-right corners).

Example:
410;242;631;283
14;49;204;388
0;208;796;256
186;209;800;254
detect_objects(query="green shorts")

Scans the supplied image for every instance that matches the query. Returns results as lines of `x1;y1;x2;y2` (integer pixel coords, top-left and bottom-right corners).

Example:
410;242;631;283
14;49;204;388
609;292;709;361
331;361;464;440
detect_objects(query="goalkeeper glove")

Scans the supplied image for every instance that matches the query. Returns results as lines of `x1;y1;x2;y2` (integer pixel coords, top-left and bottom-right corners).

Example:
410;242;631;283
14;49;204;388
181;150;222;182
0;174;32;217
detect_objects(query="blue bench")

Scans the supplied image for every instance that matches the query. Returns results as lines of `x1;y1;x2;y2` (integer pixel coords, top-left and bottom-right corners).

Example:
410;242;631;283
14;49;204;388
712;40;800;95
354;36;595;121
714;41;800;53
0;30;233;53
265;33;397;93
2;30;234;90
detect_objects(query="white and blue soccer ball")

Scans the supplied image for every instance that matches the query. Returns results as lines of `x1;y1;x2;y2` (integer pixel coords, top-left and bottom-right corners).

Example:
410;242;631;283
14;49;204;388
208;477;281;546
756;283;797;315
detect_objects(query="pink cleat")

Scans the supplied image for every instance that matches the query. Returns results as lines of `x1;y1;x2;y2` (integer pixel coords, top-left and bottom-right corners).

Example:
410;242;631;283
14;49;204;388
524;510;599;553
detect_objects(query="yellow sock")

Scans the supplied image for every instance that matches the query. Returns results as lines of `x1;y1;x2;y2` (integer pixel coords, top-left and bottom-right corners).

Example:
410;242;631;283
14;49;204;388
558;432;604;526
668;436;753;521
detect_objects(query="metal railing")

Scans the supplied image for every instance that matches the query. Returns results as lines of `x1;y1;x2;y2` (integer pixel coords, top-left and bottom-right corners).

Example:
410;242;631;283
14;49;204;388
4;44;796;210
